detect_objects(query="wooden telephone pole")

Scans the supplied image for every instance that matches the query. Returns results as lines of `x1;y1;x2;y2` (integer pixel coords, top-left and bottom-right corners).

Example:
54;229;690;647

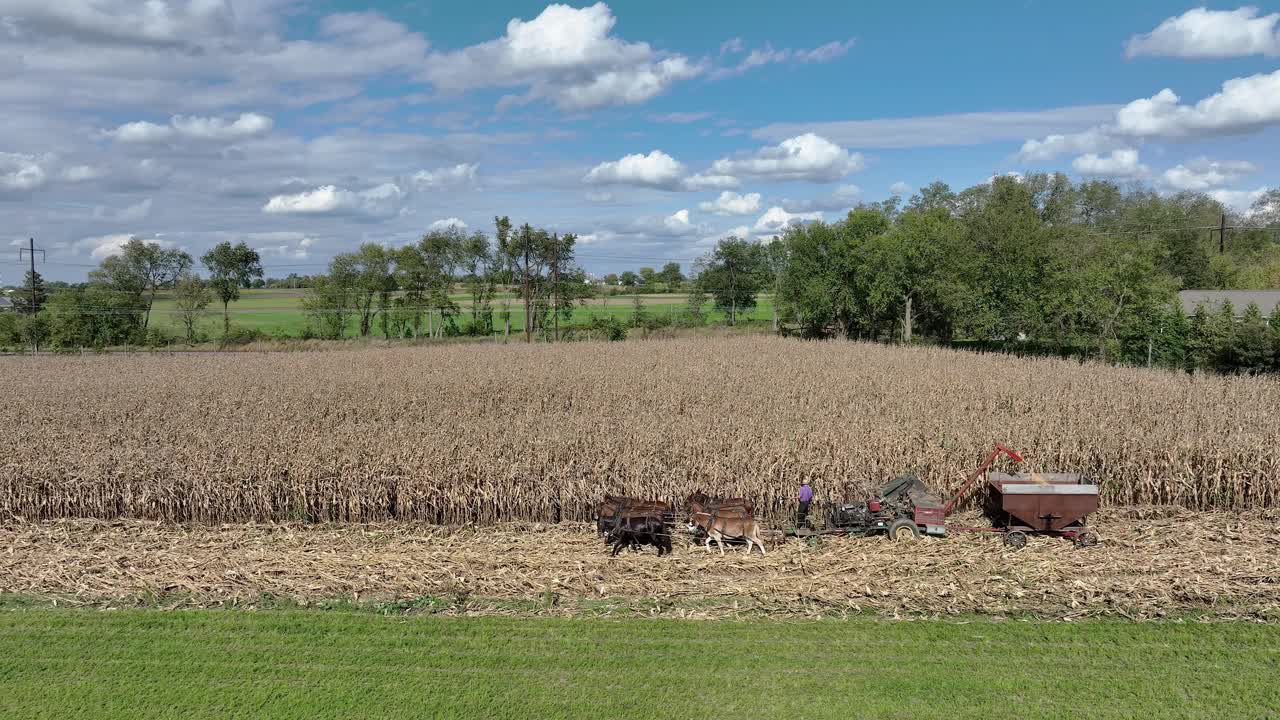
18;238;45;354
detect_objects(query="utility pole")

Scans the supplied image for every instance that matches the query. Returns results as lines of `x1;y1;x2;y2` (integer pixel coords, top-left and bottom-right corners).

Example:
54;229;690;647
18;238;45;355
522;230;531;344
551;234;560;343
1218;213;1227;254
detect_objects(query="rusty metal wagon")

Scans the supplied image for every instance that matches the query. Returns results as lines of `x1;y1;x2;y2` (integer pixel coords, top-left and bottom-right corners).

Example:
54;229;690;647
980;472;1100;548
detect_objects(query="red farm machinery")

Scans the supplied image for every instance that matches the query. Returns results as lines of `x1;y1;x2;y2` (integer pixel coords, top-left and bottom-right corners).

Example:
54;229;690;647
796;444;1100;549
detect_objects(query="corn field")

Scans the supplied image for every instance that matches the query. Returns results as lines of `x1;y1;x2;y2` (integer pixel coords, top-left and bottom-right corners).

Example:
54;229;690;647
1;337;1278;524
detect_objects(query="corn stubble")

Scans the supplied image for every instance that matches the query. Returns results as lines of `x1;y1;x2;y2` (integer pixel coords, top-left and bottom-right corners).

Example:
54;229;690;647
1;337;1278;524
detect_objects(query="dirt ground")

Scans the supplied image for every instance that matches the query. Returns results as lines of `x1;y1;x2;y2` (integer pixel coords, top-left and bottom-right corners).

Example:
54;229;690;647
2;508;1277;620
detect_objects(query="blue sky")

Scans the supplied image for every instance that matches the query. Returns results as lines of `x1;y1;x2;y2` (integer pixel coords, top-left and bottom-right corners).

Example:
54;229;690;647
1;1;1279;281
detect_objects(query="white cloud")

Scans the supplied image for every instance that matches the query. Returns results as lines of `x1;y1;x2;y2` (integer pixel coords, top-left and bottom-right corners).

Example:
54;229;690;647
1023;70;1280;160
1209;187;1269;211
711;133;863;182
1160;158;1257;191
663;209;691;232
1071;148;1149;178
1017;128;1116;162
0;152;47;191
699;190;761;215
107;113;274;143
74;233;175;261
1113;73;1280;138
1126;7;1280;59
428;218;468;231
411;163;478;188
584;190;614;202
889;181;911;195
753;206;822;233
682;172;740;190
253;233;315;260
421;3;701;111
584;149;686;189
712;38;855;78
262;183;404;217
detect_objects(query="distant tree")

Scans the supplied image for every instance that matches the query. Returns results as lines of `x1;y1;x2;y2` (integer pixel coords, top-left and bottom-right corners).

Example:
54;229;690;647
684;283;707;325
460;231;495;334
604;272;619;286
619;271;638;287
172;275;212;343
658;262;684;291
1235;302;1273;373
201;242;263;334
12;269;47;314
630;288;647;328
303;260;358;340
697;236;767;325
638;267;656;286
91;238;192;329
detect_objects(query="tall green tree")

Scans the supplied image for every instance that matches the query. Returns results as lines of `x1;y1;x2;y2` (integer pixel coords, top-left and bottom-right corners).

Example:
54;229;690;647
658;262;684;291
172;275;212;343
201;242;263;334
697;236;767;325
91;238;192;329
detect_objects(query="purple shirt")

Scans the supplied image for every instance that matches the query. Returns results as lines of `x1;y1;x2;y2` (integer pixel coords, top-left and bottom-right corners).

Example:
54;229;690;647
799;485;813;503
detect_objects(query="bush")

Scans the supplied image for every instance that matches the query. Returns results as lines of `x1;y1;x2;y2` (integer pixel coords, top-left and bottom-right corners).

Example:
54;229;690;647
219;326;269;347
588;315;627;341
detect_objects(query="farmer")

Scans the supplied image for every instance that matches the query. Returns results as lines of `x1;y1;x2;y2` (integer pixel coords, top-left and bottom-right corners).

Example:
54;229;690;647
797;481;813;527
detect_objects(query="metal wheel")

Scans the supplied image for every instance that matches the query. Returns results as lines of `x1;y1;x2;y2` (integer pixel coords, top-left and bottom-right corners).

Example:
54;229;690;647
888;519;919;542
1074;530;1098;548
1003;530;1028;549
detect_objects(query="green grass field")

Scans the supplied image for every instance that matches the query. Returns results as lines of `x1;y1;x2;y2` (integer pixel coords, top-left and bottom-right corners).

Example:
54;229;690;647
2;608;1276;719
146;289;776;339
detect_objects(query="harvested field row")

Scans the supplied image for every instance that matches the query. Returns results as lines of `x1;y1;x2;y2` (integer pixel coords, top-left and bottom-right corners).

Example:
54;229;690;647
3;337;1280;523
3;509;1278;619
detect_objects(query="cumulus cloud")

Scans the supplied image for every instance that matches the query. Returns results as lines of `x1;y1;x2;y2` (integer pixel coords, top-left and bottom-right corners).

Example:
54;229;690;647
421;3;701;111
1112;73;1280;138
74;233;175;261
0;152;47;192
584;149;686;189
753;206;822;233
429;217;468;230
1071;148;1149;178
1208;187;1270;212
262;183;404;217
107;113;274;143
713;38;855;78
1126;7;1280;59
411;163;479;188
699;190;761;215
1021;70;1280;161
889;181;911;195
663;209;692;232
710;133;863;182
1161;158;1258;191
650;111;712;123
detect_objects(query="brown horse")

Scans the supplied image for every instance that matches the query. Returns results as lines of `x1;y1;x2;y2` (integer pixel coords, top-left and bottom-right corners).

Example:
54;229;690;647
687;499;766;556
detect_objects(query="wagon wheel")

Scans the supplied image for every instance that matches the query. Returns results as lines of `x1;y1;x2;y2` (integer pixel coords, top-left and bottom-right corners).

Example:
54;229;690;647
1003;530;1028;550
1074;530;1099;548
888;519;919;542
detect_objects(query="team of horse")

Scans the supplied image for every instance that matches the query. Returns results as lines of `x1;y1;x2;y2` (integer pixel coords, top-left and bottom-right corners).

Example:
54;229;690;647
593;492;767;556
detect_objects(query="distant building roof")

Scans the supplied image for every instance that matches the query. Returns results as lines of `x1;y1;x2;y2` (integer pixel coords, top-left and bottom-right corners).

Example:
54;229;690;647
1179;290;1280;316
